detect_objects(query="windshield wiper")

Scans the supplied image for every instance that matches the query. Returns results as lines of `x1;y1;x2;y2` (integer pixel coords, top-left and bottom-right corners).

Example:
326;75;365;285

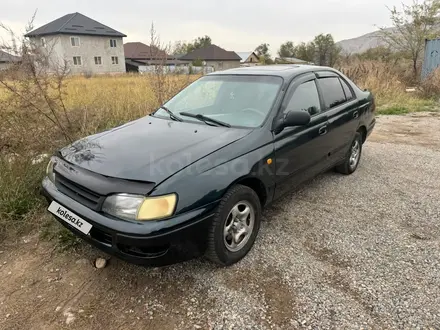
180;112;231;128
158;106;183;122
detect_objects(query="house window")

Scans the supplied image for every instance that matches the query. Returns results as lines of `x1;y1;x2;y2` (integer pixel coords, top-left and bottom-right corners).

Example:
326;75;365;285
70;36;80;47
250;57;253;63
72;56;82;66
110;39;117;47
111;56;119;65
94;56;102;65
40;37;46;47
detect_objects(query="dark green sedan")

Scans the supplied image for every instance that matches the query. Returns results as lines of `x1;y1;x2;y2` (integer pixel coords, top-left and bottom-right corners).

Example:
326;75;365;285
42;65;376;266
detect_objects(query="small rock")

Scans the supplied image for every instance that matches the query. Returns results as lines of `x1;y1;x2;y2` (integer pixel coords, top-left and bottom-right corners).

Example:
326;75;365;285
95;258;107;269
37;295;42;299
7;272;11;275
6;314;10;318
194;325;202;329
3;261;6;265
32;153;49;165
63;310;75;325
79;309;84;313
55;306;62;312
0;251;4;254
55;268;60;272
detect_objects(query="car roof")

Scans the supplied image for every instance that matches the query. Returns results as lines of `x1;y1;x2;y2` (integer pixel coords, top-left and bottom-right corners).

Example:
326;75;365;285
208;65;337;79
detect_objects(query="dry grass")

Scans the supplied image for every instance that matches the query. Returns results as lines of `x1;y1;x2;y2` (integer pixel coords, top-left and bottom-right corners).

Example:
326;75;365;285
0;73;197;154
338;60;438;113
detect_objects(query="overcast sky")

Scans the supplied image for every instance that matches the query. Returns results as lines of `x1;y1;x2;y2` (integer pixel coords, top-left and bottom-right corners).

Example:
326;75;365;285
1;0;409;54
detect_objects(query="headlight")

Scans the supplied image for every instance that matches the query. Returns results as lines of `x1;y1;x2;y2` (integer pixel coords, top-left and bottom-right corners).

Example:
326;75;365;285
102;193;177;221
46;157;56;183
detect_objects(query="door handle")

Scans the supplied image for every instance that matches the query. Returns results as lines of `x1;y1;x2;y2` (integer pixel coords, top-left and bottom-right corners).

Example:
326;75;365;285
353;111;359;119
318;125;328;136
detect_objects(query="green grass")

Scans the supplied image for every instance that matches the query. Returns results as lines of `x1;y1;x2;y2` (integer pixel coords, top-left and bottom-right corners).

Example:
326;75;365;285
377;97;437;115
378;106;410;115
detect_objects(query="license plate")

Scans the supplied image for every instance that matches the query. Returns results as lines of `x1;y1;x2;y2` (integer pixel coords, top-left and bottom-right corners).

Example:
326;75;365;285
48;201;92;235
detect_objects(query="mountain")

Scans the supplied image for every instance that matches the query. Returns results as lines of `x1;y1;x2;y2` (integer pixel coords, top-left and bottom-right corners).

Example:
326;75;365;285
336;28;392;54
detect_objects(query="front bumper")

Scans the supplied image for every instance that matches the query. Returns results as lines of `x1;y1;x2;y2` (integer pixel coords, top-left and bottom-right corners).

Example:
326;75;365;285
41;177;216;266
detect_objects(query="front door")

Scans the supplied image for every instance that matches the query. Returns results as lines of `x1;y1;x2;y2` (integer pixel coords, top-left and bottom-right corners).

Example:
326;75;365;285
273;74;330;199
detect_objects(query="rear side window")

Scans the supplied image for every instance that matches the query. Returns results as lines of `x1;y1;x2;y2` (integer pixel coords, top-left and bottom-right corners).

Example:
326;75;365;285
318;77;346;109
284;80;321;116
340;78;354;100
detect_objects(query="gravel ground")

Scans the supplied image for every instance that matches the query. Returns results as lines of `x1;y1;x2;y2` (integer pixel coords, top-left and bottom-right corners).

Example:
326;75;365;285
1;113;440;329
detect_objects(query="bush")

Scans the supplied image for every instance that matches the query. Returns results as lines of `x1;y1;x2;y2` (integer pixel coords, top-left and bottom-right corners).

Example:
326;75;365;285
0;157;46;239
419;68;440;99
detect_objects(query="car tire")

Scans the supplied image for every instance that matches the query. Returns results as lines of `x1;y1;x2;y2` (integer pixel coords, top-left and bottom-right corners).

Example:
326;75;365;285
205;184;262;266
335;132;363;175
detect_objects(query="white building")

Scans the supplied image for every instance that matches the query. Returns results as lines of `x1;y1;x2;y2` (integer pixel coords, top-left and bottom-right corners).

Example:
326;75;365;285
25;12;126;75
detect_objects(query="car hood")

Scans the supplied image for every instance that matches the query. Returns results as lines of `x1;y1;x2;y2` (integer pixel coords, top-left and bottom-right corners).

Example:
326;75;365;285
59;115;252;183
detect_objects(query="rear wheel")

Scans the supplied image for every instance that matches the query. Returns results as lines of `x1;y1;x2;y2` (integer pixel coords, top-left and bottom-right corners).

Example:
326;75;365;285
205;185;261;266
335;132;362;175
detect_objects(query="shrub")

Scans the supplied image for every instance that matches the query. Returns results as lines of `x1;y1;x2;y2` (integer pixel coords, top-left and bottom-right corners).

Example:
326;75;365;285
0;157;46;239
419;68;440;99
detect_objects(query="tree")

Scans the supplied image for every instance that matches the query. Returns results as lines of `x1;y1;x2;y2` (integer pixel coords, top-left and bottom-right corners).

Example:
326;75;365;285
278;41;295;58
294;42;316;63
379;0;440;80
171;35;212;55
172;41;191;55
193;35;212;50
255;43;273;64
313;33;341;66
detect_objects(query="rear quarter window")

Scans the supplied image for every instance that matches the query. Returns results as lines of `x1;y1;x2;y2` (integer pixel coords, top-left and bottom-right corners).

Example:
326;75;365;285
318;77;346;109
340;78;354;100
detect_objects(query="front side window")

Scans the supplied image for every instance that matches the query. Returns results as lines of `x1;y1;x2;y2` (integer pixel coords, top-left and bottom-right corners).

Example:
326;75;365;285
70;36;80;47
318;77;346;109
284;80;321;116
155;75;283;128
94;56;102;65
111;56;119;64
110;39;117;47
72;56;82;65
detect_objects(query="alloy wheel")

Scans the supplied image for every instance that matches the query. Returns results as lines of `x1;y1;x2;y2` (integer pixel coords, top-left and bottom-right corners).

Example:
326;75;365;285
223;201;255;252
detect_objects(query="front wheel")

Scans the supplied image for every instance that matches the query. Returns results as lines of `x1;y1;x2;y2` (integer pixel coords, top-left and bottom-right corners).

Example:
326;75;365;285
335;132;362;175
205;185;261;266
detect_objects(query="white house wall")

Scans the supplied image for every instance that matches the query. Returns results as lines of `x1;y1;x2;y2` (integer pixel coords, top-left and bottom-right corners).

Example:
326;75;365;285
31;34;126;74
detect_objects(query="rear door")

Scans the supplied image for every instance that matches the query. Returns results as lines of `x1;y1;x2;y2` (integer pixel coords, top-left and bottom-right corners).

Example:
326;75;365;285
315;72;360;165
273;74;329;199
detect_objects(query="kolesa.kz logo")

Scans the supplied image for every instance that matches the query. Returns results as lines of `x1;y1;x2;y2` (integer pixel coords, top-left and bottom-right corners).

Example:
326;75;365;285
56;207;84;228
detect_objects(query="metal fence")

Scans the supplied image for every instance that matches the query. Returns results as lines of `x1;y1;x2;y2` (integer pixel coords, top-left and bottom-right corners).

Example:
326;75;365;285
422;39;440;80
138;65;215;75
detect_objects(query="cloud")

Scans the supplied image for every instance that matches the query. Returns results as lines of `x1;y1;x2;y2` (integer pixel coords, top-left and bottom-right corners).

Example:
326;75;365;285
0;0;408;55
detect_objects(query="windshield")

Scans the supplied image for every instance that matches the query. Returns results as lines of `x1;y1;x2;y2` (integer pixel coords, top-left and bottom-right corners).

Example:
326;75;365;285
153;75;283;128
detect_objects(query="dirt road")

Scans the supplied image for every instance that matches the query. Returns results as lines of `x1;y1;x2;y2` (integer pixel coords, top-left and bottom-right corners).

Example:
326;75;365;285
1;112;440;329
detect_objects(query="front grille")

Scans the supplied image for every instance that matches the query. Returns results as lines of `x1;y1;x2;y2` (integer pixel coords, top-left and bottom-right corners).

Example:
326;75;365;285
55;173;103;210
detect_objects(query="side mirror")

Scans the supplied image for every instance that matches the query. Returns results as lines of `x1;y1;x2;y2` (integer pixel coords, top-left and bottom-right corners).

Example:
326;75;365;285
283;110;311;128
